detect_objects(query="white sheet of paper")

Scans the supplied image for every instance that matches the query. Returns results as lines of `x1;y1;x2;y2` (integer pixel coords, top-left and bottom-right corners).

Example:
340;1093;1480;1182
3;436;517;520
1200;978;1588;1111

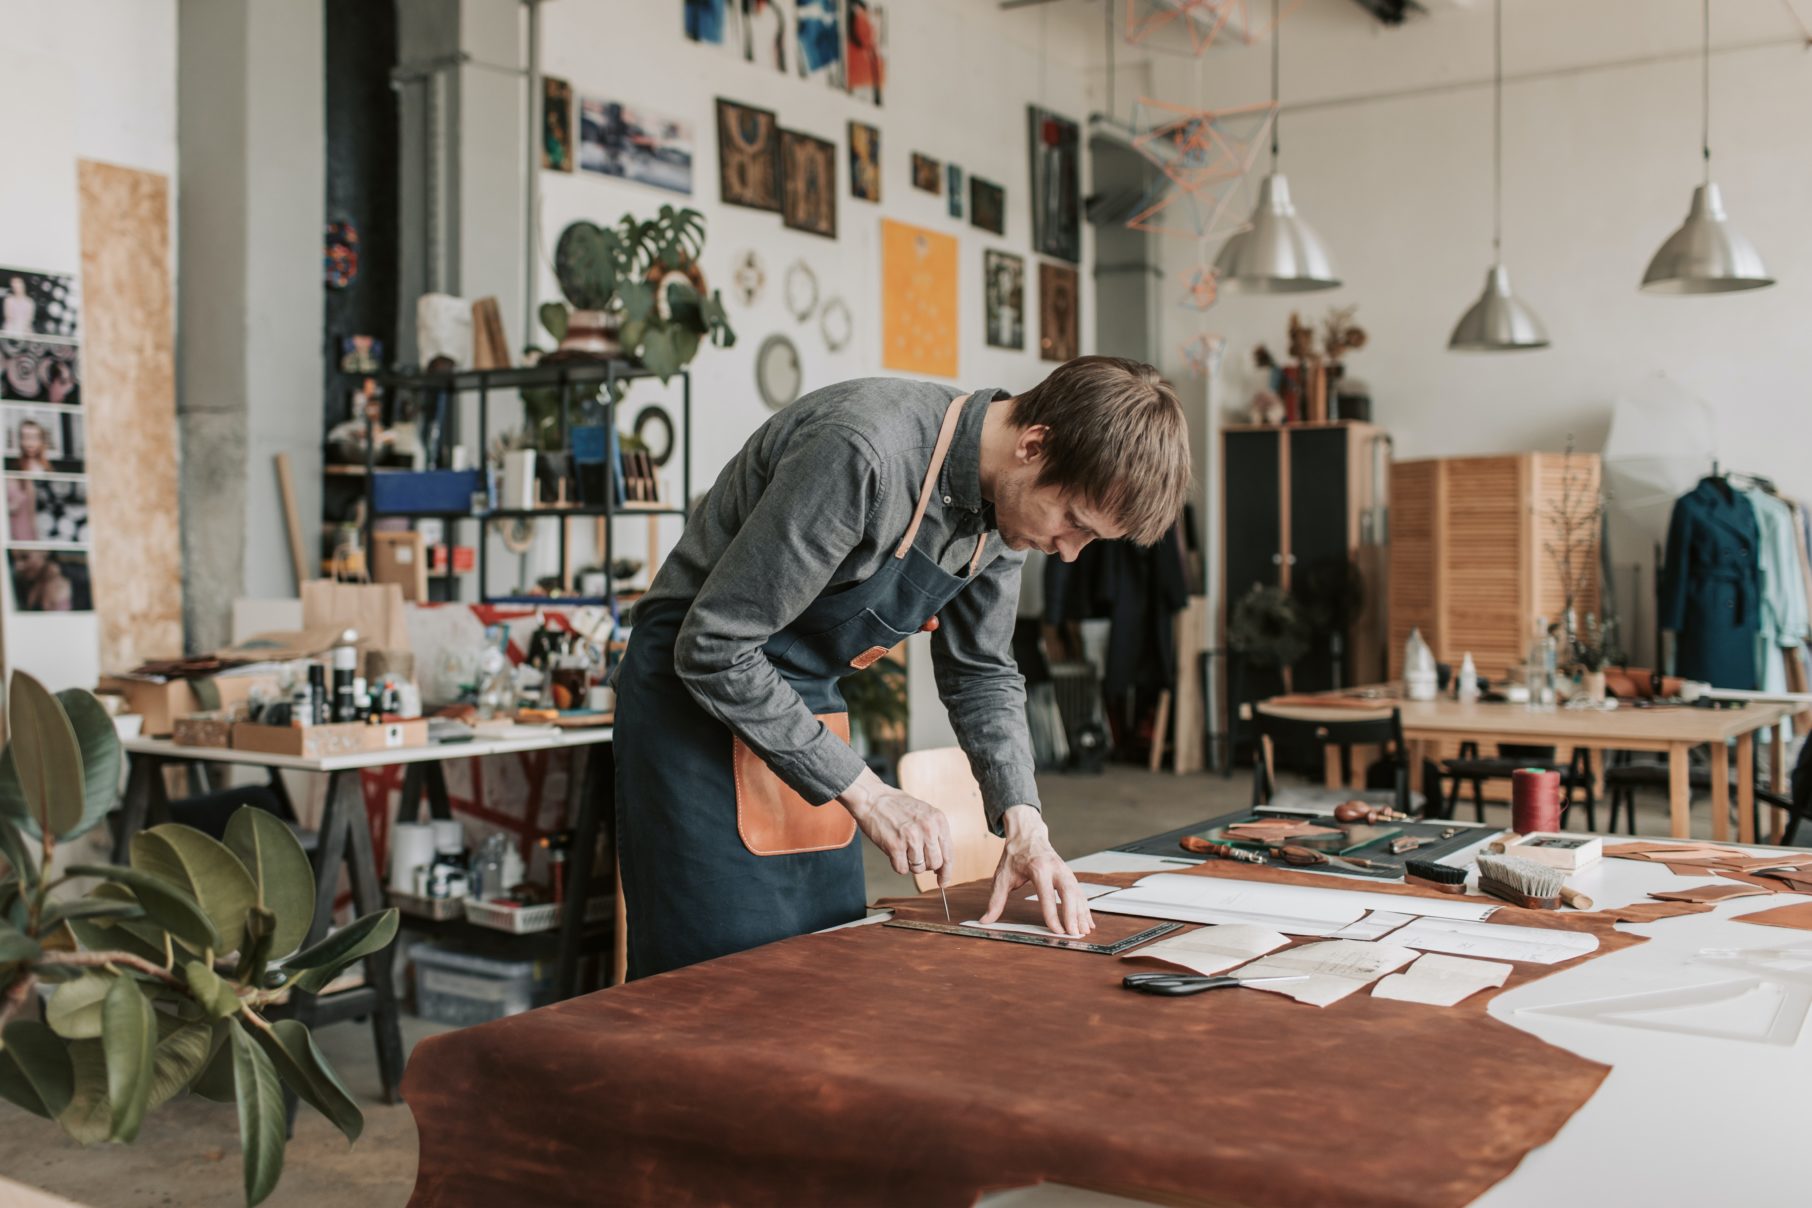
1333;911;1415;942
1373;953;1513;1006
1027;883;1119;903
1234;940;1417;1007
961;920;1086;939
1089;873;1496;937
1119;924;1290;976
1387;916;1599;965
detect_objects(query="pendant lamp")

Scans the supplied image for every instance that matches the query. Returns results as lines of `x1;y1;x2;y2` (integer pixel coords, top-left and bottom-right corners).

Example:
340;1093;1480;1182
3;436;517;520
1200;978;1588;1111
1640;0;1773;294
1213;0;1340;293
1448;0;1548;351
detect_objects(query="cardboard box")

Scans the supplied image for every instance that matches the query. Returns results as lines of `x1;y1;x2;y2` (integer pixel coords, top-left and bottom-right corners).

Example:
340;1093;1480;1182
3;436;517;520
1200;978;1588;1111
98;673;284;737
231;718;429;760
172;714;235;750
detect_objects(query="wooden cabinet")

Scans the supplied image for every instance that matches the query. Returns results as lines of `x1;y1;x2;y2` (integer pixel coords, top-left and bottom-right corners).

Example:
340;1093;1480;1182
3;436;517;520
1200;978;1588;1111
1221;422;1391;696
1388;453;1602;682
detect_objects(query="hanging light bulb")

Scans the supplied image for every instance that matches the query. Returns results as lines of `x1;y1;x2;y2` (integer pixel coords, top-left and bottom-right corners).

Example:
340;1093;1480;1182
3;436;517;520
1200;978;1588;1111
1213;0;1340;293
1449;0;1548;351
1640;0;1773;293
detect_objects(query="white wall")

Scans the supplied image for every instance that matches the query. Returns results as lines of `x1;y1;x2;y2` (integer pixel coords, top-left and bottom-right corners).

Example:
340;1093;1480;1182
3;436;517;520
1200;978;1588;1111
1147;0;1812;658
514;0;1103;747
0;0;177;690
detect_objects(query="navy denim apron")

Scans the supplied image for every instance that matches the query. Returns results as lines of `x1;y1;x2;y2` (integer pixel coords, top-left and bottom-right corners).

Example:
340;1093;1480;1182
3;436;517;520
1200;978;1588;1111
615;394;990;978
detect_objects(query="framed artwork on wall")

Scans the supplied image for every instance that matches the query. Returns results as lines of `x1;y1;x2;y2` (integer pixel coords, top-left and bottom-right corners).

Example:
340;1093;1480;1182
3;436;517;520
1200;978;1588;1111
1039;261;1079;363
946;164;964;218
846;0;887;106
541;76;574;172
781;130;838;238
1028;105;1081;263
984;250;1025;351
582;98;694;195
797;0;844;88
849;121;881;202
716;98;783;211
969;176;1004;235
911;153;941;194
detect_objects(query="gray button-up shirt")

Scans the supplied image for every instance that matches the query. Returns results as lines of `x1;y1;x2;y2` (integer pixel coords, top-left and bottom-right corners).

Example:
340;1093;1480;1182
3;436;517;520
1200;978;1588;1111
632;376;1039;833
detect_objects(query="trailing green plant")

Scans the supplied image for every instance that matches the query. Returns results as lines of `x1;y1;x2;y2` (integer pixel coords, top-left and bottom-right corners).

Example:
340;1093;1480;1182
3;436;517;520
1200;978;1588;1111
541;205;736;381
0;672;399;1206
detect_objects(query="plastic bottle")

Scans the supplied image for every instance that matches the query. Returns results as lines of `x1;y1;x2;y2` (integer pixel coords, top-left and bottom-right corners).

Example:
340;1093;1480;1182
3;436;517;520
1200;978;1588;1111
1404;628;1438;701
1457;652;1480;703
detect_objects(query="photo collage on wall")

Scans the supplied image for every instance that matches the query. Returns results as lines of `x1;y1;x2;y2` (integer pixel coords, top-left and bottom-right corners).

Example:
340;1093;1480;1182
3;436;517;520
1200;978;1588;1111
1;265;92;613
544;74;695;197
685;2;883;104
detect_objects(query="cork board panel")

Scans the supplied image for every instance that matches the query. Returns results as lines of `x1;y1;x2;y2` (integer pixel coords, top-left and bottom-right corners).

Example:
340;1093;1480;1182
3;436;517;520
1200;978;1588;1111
77;160;182;668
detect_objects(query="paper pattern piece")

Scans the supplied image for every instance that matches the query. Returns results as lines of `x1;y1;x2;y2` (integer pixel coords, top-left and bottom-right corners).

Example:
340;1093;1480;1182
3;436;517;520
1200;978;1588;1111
1373;954;1512;1007
1120;924;1289;976
1333;911;1413;942
880;219;957;377
1387;917;1600;965
1234;940;1416;1007
1652;884;1773;904
1090;873;1496;937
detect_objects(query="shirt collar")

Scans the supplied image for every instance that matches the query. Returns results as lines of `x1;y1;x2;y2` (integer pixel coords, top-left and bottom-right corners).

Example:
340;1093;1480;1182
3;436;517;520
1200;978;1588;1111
941;387;1004;514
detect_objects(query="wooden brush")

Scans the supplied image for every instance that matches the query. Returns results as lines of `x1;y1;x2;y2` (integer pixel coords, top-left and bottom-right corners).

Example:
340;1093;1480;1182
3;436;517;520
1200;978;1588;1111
1403;858;1467;895
1475;854;1594;910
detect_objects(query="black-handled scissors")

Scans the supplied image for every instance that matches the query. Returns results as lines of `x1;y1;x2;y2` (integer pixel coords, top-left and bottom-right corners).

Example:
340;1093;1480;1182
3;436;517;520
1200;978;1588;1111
1122;972;1310;996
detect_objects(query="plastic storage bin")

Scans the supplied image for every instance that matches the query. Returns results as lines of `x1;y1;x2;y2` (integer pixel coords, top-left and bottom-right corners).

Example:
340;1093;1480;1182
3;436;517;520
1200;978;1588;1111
409;942;553;1027
370;469;484;516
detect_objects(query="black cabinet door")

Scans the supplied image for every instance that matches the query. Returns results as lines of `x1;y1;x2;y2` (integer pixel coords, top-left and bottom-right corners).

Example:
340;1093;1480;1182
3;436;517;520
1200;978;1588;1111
1289;427;1351;692
1223;429;1281;606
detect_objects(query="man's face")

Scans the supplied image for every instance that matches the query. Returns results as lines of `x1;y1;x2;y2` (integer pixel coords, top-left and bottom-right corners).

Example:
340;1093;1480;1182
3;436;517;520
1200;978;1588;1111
991;425;1125;562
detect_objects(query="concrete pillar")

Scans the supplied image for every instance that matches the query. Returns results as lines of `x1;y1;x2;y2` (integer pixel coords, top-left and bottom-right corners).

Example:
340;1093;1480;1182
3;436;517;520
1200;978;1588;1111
177;0;324;651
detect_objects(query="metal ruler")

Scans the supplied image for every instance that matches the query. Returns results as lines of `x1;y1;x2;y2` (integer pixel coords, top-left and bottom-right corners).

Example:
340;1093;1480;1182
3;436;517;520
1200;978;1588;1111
883;918;1181;955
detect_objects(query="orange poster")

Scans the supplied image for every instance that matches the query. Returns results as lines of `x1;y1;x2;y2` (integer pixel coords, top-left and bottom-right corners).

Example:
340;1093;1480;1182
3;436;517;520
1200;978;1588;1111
881;218;958;378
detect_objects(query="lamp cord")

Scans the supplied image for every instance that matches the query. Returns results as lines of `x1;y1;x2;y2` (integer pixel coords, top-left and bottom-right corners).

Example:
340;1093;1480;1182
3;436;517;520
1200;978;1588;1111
1701;0;1712;183
1270;0;1280;172
1493;0;1502;259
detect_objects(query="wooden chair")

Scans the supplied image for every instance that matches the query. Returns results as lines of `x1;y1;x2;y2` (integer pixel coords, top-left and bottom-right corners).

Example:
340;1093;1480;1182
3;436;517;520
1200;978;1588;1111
899;747;1005;892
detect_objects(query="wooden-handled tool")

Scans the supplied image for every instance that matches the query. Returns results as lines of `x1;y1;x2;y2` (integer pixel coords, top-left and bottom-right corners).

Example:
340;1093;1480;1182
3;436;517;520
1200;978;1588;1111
1273;844;1393;873
1179;835;1267;864
1334;800;1410;823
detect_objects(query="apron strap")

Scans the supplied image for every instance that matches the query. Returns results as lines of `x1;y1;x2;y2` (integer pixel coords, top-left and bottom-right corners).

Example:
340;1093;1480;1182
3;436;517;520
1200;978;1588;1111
968;533;988;577
894;392;974;560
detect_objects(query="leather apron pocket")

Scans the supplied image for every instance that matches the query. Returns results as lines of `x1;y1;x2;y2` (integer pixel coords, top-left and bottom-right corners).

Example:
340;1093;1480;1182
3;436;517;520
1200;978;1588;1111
734;712;859;856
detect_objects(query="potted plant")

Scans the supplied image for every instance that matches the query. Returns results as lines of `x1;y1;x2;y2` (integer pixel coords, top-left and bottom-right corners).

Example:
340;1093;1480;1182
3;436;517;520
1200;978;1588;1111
839;659;909;781
539;206;736;380
1228;584;1311;674
0;673;399;1206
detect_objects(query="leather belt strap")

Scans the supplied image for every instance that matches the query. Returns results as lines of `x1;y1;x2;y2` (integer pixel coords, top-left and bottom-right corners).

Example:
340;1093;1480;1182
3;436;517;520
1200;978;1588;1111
895;392;974;560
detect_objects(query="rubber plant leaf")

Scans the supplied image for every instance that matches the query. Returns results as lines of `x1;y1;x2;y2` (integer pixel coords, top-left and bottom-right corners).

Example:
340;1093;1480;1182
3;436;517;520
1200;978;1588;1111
224;808;314;959
131;825;258;956
102;974;155;1142
229;1019;287;1206
282;909;399;995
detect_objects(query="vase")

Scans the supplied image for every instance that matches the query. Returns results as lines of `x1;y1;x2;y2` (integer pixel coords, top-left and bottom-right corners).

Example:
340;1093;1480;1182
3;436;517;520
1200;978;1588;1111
554;309;621;359
1583;670;1607;704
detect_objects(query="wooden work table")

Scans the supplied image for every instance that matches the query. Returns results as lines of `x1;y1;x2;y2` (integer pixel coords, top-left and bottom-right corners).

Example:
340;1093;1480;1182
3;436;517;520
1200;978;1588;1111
1388;697;1790;844
1270;693;1792;844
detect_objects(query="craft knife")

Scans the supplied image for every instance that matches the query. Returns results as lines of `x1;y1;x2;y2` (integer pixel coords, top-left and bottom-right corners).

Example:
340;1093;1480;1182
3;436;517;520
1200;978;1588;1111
939;881;950;921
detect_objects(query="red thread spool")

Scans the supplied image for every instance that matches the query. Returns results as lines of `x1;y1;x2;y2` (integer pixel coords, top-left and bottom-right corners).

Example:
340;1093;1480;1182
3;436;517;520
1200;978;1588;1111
1512;768;1562;834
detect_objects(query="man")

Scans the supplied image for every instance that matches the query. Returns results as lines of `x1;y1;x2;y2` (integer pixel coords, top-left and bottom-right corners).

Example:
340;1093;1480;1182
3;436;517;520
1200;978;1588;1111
614;356;1191;978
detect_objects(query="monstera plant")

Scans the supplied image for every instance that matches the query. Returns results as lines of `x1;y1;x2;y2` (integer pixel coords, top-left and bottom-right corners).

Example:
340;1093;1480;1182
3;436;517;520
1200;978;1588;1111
0;672;399;1206
540;205;736;380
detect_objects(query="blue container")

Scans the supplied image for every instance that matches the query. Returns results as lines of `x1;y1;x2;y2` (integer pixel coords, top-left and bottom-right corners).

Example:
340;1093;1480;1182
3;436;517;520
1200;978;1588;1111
369;469;484;516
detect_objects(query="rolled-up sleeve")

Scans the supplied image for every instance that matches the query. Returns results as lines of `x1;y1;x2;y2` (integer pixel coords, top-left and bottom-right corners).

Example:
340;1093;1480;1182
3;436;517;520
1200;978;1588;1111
672;424;878;805
930;547;1040;834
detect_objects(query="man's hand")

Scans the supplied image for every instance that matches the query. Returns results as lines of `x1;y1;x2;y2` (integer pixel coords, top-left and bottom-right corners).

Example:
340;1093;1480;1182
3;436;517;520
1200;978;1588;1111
978;805;1095;937
838;767;955;881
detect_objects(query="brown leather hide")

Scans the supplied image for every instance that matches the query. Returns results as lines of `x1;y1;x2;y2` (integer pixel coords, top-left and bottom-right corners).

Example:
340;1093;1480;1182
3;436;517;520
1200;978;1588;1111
405;861;1641;1208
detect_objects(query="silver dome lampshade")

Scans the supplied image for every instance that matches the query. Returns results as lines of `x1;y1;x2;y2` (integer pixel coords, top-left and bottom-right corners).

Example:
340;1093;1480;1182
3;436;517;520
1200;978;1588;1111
1213;173;1342;294
1449;264;1549;351
1640;182;1773;294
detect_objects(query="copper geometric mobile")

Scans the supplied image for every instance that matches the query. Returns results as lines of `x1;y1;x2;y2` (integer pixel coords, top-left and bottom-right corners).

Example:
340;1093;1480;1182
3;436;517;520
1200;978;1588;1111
1133;96;1275;192
1124;0;1302;57
1180;264;1220;311
1181;332;1226;379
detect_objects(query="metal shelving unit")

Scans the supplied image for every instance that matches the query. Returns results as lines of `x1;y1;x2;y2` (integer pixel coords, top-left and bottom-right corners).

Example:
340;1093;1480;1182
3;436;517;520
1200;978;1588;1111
359;358;691;608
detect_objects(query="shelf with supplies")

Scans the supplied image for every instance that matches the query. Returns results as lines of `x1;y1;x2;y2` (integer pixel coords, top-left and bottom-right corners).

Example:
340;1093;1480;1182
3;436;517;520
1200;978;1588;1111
329;357;690;611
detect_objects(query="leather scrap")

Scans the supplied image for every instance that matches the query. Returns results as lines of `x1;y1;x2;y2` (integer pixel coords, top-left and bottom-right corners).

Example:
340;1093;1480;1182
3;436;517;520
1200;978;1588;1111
1651;883;1772;904
1734;901;1812;932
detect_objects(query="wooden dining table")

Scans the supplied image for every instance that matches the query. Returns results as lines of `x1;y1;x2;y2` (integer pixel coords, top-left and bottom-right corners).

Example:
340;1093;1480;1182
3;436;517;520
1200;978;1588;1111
1375;697;1787;843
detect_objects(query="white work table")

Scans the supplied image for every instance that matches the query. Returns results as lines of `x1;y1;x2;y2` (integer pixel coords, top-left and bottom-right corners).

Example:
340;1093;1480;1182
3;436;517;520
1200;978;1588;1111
120;726;613;774
972;835;1812;1208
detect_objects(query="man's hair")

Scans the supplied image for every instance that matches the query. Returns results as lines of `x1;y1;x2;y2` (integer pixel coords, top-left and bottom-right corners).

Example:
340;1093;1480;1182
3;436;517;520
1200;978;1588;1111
1009;356;1190;546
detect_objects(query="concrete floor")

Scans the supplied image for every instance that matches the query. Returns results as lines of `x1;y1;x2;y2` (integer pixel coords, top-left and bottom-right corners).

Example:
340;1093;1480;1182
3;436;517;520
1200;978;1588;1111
0;764;1768;1207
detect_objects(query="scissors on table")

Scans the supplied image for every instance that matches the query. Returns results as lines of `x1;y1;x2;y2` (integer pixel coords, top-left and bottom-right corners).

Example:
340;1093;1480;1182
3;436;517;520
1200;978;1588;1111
1122;972;1310;997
